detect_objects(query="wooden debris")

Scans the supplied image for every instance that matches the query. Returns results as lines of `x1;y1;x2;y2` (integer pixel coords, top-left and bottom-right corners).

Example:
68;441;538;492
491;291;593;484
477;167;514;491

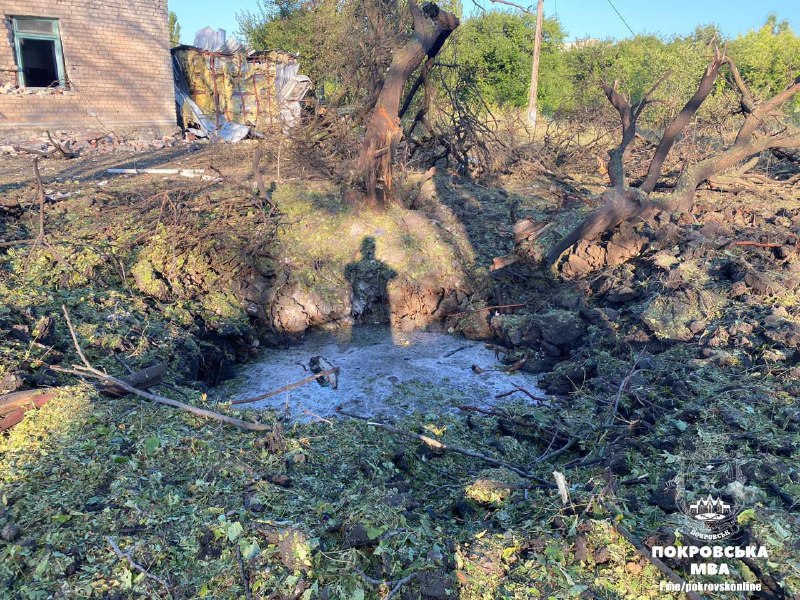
602;500;703;600
0;410;28;432
106;168;215;180
356;568;420;600
310;356;338;388
107;536;172;595
336;405;554;486
0;389;59;432
97;363;167;397
50;305;273;432
498;385;549;401
729;240;785;249
46;131;77;159
553;471;570;504
235;546;253;600
231;368;340;405
0;389;59;415
490;254;520;271
513;219;552;243
14;131;77;159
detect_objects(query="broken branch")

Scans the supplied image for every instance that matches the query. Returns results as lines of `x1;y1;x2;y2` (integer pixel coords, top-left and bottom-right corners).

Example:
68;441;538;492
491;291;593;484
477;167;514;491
642;49;726;193
235;545;253;600
46;131;77;159
0;389;59;417
729;241;784;249
61;305;92;370
336;406;553;485
53;306;272;432
96;363;167;398
231;368;340;405
107;536;172;595
601;501;703;600
356;568;420;600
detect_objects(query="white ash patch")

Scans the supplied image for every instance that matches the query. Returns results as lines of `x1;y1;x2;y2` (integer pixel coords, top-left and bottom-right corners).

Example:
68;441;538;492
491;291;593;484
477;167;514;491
228;326;545;421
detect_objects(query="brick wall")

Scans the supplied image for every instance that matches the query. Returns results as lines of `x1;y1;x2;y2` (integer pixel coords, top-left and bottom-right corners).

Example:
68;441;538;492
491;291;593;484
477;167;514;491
0;0;176;138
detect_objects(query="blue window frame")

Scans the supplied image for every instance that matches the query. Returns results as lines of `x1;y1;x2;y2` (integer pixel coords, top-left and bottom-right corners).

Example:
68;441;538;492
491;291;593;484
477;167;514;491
11;17;66;88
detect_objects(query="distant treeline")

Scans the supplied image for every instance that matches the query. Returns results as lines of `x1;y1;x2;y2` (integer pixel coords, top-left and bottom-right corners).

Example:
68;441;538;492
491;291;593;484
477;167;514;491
239;2;800;124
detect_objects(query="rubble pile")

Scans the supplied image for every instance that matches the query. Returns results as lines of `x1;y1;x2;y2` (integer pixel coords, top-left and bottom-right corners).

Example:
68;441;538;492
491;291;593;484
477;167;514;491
0;130;189;157
0;83;75;96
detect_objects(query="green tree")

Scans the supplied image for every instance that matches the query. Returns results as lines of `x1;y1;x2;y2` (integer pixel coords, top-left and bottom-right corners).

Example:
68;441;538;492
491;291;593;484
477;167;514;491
728;15;800;112
238;0;312;56
237;0;367;98
168;11;182;47
454;11;569;113
563;33;728;126
561;15;800;125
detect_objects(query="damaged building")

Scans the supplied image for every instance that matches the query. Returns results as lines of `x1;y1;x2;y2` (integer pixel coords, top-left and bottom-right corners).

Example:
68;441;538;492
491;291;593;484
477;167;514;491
173;28;311;140
0;0;176;138
0;4;310;142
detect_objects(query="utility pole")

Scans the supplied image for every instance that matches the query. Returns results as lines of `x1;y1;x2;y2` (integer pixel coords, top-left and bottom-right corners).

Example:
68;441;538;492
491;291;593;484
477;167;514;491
527;0;544;131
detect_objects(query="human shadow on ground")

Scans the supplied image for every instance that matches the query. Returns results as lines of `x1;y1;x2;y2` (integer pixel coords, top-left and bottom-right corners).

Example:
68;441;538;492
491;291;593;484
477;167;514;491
344;237;397;325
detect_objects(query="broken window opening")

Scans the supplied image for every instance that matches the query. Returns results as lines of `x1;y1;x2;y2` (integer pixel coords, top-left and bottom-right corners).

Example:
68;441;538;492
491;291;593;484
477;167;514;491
11;17;66;88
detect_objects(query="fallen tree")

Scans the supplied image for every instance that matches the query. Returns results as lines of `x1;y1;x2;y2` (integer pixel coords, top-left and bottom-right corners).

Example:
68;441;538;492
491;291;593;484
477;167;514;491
356;0;459;208
546;48;800;267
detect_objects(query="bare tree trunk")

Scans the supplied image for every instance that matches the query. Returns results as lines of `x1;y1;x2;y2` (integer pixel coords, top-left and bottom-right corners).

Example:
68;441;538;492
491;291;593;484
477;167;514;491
545;187;649;265
526;0;544;130
666;72;800;211
546;55;800;268
641;48;726;193
356;1;459;208
668;132;800;212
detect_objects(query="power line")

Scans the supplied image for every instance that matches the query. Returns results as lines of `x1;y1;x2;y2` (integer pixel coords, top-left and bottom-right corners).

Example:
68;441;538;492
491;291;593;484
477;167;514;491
604;0;636;37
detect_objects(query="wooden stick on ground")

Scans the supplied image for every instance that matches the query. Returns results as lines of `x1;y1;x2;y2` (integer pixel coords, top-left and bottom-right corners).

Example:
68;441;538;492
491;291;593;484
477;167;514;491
499;385;549;402
46;131;77;159
61;304;92;369
336;406;553;486
14;133;76;159
231;368;340;405
33;158;46;239
235;546;253;600
599;499;702;600
610;519;703;600
457;404;559;436
730;241;784;249
20;158;49;275
538;437;577;462
0;389;59;416
607;358;641;426
107;536;172;596
356;568;420;600
0;389;59;431
0;238;37;247
52;306;272;432
97;363;167;398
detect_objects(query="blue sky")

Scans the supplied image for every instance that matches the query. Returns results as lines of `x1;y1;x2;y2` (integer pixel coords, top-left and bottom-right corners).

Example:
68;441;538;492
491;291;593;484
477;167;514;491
168;0;799;45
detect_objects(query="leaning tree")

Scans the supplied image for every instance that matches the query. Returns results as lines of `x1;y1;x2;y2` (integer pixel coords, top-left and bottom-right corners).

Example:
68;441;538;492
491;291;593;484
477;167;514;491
546;47;800;267
356;0;459;208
